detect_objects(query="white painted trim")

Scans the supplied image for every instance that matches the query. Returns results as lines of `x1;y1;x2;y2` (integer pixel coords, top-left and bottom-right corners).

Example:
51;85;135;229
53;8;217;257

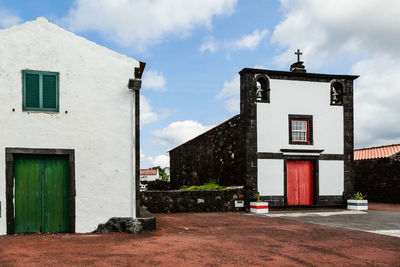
131;91;136;218
282;152;321;156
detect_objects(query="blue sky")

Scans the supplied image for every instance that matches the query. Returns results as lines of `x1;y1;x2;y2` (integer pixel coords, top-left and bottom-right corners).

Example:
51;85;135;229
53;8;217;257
1;0;400;168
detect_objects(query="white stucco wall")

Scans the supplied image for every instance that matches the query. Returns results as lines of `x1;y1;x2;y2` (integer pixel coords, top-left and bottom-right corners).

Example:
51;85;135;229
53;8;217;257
257;79;343;154
258;159;284;196
257;78;344;197
140;174;159;182
0;18;139;234
319;161;344;195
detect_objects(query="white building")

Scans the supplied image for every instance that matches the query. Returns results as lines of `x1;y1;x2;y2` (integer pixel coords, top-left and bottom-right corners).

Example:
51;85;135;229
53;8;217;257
140;169;160;182
170;54;358;207
0;17;145;234
240;57;358;206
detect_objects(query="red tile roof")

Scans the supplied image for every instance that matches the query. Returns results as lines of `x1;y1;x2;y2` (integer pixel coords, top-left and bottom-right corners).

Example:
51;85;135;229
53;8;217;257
354;144;400;160
140;169;158;175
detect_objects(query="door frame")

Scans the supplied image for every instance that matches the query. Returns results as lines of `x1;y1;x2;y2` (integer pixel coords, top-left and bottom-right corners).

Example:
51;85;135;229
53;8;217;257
283;156;319;206
6;148;75;234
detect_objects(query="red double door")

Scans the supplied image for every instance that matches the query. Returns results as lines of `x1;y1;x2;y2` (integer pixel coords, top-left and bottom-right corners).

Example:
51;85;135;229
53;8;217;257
286;160;314;205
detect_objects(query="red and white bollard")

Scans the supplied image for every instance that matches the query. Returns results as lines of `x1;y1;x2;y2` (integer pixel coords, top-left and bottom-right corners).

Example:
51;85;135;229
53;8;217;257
250;202;269;214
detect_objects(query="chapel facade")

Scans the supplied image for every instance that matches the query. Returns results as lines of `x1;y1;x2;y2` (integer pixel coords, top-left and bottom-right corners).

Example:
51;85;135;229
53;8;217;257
170;53;358;207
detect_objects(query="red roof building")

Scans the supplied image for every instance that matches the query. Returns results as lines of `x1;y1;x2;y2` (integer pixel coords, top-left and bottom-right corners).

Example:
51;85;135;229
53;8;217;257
140;169;159;182
140;169;158;175
354;144;400;160
354;144;400;203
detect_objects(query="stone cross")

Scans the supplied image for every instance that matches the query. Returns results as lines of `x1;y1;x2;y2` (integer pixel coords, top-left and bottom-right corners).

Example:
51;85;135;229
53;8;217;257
295;49;302;62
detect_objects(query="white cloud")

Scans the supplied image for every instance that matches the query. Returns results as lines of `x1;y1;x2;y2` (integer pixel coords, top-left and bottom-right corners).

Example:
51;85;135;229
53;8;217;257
140;95;158;124
199;36;219;53
353;56;400;147
153;154;170;168
234;29;269;50
0;7;22;28
200;29;268;53
152;120;214;149
142;69;166;91
62;0;237;50
140;150;154;168
140;151;170;168
272;0;400;68
272;0;400;147
216;74;240;113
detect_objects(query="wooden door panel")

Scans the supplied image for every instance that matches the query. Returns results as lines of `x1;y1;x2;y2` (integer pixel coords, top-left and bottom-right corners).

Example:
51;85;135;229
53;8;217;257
287;161;299;205
15;156;42;233
44;157;70;233
298;161;313;205
287;160;313;205
14;155;70;233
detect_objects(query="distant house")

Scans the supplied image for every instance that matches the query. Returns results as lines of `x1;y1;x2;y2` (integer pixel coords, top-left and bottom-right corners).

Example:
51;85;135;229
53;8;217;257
0;18;146;234
170;56;358;207
354;144;400;203
140;169;160;182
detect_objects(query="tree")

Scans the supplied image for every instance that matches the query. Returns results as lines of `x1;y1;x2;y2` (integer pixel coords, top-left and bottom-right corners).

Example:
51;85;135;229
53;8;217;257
151;166;169;181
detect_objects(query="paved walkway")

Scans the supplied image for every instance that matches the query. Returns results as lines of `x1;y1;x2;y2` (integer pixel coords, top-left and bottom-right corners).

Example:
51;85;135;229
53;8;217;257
261;209;400;238
1;211;400;266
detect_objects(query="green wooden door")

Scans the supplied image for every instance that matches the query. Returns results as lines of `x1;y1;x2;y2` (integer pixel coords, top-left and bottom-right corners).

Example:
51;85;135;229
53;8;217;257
14;155;70;233
14;156;42;233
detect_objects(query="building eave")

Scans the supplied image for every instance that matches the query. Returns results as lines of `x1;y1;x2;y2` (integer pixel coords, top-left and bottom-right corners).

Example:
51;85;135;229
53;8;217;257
239;68;359;81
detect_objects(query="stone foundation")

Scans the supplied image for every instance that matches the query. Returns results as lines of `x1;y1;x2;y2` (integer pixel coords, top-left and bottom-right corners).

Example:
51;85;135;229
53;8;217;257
141;187;245;213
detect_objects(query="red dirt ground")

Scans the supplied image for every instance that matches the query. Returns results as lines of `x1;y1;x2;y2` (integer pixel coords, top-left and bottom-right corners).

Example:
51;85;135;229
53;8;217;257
369;202;400;212
1;212;400;266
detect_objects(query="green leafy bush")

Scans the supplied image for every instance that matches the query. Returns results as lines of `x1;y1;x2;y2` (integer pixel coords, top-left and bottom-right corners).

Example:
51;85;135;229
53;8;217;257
180;181;227;191
351;192;367;200
151;166;169;181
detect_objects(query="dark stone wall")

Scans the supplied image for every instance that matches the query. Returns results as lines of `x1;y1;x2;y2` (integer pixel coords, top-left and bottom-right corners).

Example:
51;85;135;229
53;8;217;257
354;156;400;203
145;180;171;190
318;196;344;206
342;80;355;198
169;115;245;188
240;72;258;205
141;188;245;213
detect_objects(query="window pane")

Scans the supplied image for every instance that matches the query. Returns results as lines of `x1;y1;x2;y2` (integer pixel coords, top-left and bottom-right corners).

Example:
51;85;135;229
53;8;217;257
42;75;57;109
299;132;306;141
299;121;306;130
292;120;308;141
25;74;40;108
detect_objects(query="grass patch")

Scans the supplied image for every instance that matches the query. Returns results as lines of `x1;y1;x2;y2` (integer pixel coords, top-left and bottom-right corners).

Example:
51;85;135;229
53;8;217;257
180;182;227;191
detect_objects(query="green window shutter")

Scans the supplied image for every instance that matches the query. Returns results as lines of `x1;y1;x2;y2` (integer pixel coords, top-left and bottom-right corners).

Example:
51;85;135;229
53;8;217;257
23;71;59;112
25;74;40;108
42;74;57;109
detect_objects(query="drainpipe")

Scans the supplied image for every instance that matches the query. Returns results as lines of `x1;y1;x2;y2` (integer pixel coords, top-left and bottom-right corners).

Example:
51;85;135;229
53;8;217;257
128;61;146;218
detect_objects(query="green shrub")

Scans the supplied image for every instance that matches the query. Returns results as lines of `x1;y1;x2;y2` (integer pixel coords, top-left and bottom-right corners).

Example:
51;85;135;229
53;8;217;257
253;192;261;202
180;181;227;191
351;192;367;200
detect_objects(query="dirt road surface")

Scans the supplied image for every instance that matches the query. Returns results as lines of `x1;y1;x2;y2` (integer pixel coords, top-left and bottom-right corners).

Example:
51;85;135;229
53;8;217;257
1;212;399;266
369;202;400;212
